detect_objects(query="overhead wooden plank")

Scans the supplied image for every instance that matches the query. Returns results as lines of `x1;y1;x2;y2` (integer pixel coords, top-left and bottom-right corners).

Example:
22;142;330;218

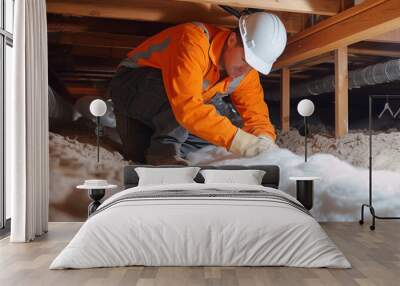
291;53;334;68
58;72;113;79
47;14;172;36
46;0;305;33
48;32;146;49
340;0;354;11
274;0;400;69
280;68;290;133
49;55;121;71
176;0;341;15
50;44;129;59
285;0;387;45
46;0;237;26
348;47;400;58
368;28;400;43
334;47;348;138
267;73;311;80
66;86;107;97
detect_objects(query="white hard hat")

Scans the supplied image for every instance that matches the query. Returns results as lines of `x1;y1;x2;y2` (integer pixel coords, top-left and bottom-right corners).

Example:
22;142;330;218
239;12;287;75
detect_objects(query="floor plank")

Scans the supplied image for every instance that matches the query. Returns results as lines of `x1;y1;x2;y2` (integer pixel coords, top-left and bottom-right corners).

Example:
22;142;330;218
0;222;399;286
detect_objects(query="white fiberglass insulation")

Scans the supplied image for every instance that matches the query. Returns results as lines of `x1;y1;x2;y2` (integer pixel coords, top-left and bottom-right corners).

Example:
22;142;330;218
187;131;400;222
49;128;400;222
49;133;128;221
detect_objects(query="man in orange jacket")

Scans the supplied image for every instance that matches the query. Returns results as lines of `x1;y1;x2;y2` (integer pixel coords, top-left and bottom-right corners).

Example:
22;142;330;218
109;12;287;165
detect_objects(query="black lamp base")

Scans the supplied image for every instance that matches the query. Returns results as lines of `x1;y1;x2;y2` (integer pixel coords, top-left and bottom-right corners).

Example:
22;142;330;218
88;189;105;216
296;180;314;210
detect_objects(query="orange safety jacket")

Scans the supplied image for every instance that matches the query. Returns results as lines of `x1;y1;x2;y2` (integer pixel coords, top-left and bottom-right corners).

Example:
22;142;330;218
120;22;276;149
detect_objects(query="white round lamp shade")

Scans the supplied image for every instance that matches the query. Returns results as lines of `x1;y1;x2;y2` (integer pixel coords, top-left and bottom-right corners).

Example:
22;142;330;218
89;99;107;117
297;99;315;117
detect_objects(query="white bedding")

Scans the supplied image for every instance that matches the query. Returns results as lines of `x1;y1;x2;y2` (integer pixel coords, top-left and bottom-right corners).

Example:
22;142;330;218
50;183;350;269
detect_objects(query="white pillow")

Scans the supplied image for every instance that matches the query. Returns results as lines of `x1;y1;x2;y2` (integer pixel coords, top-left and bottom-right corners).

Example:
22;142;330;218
135;167;201;186
200;169;266;185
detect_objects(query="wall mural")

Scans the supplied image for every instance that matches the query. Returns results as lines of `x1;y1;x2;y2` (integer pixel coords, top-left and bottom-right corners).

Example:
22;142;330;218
47;23;400;222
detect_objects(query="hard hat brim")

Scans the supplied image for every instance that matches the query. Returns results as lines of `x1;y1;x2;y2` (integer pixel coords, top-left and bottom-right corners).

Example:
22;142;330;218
243;45;273;75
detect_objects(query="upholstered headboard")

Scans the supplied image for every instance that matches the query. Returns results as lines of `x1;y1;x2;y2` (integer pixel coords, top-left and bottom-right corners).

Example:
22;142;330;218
123;165;280;189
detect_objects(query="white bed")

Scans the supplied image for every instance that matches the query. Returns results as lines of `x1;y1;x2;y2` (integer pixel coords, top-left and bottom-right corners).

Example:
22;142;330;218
50;182;350;269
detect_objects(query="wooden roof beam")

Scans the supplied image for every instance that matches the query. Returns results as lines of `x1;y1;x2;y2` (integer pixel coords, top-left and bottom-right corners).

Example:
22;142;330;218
47;14;173;36
348;47;400;58
368;28;400;43
46;0;306;33
46;0;237;26
274;0;400;69
176;0;341;16
48;32;146;49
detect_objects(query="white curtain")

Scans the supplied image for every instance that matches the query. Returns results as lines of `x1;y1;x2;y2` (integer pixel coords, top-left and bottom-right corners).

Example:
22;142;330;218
8;0;49;242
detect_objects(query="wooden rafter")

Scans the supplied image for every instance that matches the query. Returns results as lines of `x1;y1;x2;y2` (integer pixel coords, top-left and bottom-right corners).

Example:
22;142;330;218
334;47;348;138
280;68;290;133
266;73;311;80
176;0;341;15
48;44;129;61
290;53;334;68
48;32;146;49
49;55;121;70
46;0;306;33
46;0;237;26
349;47;400;58
368;28;400;43
47;14;173;36
340;0;354;11
66;86;106;97
348;41;400;58
274;0;400;69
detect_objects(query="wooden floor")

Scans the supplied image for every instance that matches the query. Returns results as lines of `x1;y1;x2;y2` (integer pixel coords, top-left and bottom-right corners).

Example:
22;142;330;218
0;222;399;286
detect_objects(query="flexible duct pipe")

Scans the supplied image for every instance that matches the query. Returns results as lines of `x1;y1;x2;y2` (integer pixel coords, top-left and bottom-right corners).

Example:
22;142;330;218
267;59;400;100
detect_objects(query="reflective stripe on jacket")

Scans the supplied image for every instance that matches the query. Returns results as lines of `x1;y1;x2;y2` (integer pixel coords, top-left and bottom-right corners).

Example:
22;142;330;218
120;22;276;148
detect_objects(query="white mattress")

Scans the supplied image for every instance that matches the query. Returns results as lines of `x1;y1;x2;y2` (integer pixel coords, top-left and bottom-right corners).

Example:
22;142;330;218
50;183;350;269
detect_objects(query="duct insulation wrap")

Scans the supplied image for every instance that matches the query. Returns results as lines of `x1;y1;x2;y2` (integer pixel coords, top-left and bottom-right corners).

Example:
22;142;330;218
268;59;400;100
307;59;400;97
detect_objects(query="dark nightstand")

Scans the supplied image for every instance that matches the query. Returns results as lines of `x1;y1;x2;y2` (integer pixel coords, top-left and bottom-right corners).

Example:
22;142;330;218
77;180;117;216
289;176;320;210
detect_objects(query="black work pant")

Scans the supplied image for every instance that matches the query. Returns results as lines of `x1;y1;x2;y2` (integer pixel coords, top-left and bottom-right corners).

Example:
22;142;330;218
109;66;211;163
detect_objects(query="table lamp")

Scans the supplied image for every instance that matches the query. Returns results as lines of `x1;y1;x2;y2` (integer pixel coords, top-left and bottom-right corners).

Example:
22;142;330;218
297;99;315;162
89;99;107;163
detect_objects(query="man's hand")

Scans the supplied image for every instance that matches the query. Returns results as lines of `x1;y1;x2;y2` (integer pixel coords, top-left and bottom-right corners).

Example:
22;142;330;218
229;129;277;157
258;135;279;152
